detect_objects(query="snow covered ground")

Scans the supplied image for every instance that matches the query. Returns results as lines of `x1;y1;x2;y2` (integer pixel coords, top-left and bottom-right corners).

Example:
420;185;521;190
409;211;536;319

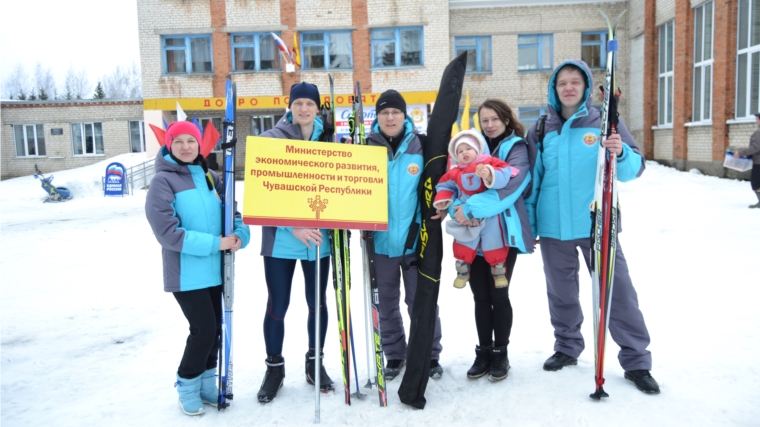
1;157;758;426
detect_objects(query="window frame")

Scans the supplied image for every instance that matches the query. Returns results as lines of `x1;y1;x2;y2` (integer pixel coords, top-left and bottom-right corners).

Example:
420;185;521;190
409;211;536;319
581;31;608;70
71;122;104;156
735;0;760;119
518;34;553;72
161;34;214;75
300;30;353;71
658;21;675;126
693;1;714;123
370;27;425;69
455;36;492;73
129;120;146;153
14;124;46;157
230;32;282;72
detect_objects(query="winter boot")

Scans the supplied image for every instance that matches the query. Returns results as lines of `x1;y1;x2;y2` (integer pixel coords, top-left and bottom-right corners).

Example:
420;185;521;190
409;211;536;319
543;351;577;371
466;345;491;379
453;260;470;289
491;263;508;288
175;373;205;416
624;370;661;394
257;354;285;404
488;345;510;381
384;359;405;381
750;190;760;208
199;368;218;406
305;348;335;391
429;359;444;379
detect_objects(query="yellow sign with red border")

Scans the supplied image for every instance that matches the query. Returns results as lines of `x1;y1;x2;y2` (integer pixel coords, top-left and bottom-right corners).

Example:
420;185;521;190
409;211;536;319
144;91;437;111
243;136;388;230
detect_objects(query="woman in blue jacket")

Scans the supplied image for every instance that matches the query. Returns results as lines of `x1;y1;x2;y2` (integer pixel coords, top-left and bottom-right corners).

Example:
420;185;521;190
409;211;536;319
255;82;334;403
447;99;535;382
145;120;251;416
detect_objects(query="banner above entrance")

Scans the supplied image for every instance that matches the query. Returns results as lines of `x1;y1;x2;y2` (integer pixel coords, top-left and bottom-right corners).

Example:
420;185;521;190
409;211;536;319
144;91;438;111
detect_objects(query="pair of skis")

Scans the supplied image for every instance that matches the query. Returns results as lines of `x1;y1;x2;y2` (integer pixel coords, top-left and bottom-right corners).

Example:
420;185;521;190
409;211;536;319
589;9;625;401
218;79;237;409
323;77;387;407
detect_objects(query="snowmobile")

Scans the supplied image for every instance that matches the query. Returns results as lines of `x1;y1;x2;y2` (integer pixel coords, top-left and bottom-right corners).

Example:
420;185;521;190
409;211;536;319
34;165;73;202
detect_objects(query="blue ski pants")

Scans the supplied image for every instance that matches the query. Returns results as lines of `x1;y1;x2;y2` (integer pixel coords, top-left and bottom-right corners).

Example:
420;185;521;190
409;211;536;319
540;237;652;371
262;256;330;356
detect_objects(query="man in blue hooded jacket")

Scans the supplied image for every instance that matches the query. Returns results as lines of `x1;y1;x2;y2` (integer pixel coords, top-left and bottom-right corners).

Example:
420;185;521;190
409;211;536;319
525;60;659;394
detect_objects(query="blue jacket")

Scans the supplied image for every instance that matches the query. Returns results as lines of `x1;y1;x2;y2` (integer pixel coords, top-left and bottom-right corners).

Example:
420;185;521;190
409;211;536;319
452;133;535;254
525;59;645;241
367;117;423;258
146;147;251;292
258;113;330;260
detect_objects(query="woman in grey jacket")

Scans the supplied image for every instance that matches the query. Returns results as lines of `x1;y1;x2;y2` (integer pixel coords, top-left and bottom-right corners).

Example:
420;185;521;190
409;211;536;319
145;120;250;416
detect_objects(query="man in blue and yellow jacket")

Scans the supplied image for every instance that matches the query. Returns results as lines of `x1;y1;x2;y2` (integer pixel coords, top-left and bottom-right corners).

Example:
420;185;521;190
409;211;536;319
526;60;659;394
367;90;443;381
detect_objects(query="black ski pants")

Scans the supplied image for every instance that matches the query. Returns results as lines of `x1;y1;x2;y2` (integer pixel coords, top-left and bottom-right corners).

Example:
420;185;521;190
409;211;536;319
469;249;518;348
173;285;222;379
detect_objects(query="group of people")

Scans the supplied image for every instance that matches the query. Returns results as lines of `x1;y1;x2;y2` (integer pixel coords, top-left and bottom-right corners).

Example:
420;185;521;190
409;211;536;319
146;59;661;416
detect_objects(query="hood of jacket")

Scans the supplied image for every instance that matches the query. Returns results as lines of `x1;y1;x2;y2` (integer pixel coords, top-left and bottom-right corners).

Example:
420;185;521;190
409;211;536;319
547;59;595;117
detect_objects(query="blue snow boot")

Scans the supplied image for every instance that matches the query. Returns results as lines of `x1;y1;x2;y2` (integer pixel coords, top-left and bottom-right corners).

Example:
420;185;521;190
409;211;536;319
200;368;219;406
175;374;205;416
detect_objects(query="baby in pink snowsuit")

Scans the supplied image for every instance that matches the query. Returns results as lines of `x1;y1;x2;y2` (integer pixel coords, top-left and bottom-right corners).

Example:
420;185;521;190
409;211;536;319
433;130;519;289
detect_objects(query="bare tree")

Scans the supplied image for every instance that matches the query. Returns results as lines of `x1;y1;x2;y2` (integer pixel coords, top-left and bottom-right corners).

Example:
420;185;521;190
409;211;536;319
3;63;32;100
34;62;57;100
63;66;91;99
102;61;142;98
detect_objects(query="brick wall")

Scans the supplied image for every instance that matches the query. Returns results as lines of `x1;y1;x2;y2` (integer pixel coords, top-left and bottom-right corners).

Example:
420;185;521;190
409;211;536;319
729;123;758;149
686;125;714;161
450;2;629;115
629;35;645;149
1;101;144;179
653;129;673;160
655;0;675;25
137;0;215;99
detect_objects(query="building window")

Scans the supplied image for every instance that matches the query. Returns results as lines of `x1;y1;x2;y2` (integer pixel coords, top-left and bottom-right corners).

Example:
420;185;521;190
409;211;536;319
693;1;714;122
518;107;549;125
455;36;491;73
658;21;674;125
162;35;213;74
231;33;280;71
14;124;46;157
582;31;607;69
301;31;352;70
371;27;423;68
129;121;146;153
518;34;552;71
72;123;104;156
251;115;282;136
736;0;760;118
200;118;223;152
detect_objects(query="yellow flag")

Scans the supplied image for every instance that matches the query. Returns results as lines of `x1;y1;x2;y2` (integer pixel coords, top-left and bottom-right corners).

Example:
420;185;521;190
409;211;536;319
451;121;460;137
473;111;481;131
461;89;470;130
292;32;301;68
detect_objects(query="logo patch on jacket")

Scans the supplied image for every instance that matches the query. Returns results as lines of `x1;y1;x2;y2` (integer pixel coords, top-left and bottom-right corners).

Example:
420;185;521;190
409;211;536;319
407;163;420;176
583;132;599;146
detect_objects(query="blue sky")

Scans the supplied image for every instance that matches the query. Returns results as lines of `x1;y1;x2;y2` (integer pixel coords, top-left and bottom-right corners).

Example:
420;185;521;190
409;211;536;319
0;0;140;90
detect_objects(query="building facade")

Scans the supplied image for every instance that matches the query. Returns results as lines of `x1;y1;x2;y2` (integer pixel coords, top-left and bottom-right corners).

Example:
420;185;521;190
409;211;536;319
3;0;757;180
0;99;145;179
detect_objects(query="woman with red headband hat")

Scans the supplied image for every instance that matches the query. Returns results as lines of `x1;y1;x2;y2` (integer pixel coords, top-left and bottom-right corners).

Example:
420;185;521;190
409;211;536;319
145;120;251;416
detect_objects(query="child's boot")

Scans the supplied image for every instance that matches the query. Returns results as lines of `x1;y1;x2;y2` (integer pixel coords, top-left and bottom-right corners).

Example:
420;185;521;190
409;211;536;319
453;260;470;289
175;373;205;416
492;263;508;288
